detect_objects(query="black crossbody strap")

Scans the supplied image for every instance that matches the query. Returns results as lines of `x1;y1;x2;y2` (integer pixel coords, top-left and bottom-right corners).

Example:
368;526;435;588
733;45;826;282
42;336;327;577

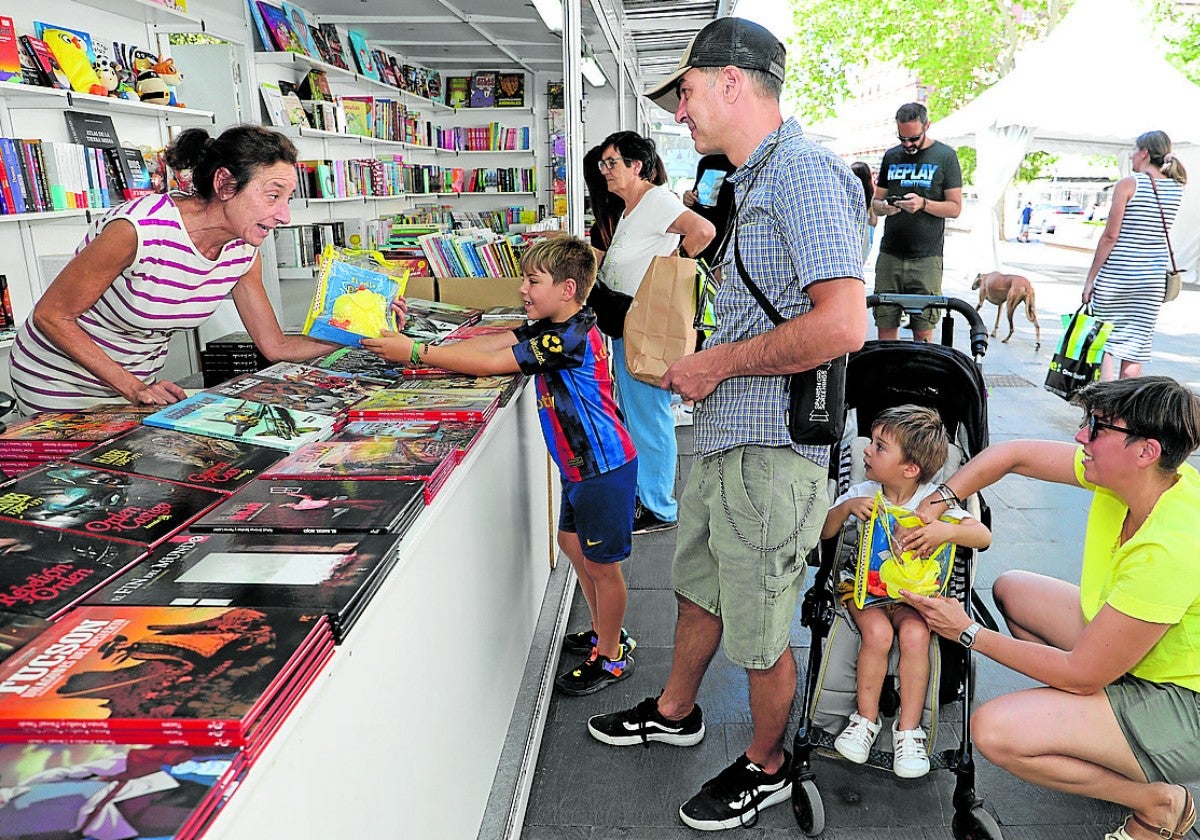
732;225;785;326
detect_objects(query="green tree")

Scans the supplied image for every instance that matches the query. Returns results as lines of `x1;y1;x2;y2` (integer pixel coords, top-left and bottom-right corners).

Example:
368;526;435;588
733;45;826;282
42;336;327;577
1014;151;1059;183
784;0;1071;123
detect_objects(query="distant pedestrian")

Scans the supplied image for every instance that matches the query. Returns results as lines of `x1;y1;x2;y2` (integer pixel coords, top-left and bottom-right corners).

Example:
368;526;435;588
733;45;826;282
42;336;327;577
850;161;878;260
1083;130;1186;380
1019;202;1033;242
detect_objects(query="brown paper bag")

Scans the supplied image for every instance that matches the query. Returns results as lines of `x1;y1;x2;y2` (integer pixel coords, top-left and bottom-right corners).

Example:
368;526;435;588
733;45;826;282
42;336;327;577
623;254;698;386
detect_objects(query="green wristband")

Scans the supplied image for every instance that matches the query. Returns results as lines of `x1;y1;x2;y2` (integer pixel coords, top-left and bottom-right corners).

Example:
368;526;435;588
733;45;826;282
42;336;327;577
410;342;423;365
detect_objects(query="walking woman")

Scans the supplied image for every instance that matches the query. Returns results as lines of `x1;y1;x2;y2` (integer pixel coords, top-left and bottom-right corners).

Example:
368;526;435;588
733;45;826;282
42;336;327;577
1083;131;1186;380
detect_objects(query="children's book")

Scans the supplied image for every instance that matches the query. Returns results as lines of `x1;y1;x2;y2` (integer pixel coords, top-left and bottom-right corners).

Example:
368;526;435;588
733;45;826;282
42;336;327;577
468;70;496;107
70;425;283;494
280;2;320;58
318;22;349;70
190;479;423;535
445;75;470;108
345;386;500;424
313;346;405;381
298;67;331;101
0;17;21;85
247;0;274;51
259;80;288;127
208;361;388;416
0;604;330;747
142;392;338;452
261;436;456;483
852;491;958;609
0;520;146;618
302;247;410;348
0;464;224;547
255;1;305;54
496;72;525;107
347;30;380;81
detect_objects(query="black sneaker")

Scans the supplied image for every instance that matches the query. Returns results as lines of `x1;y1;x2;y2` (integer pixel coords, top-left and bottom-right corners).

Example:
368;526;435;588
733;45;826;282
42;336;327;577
555;644;633;696
587;696;704;747
678;750;793;831
562;626;636;656
632;504;677;535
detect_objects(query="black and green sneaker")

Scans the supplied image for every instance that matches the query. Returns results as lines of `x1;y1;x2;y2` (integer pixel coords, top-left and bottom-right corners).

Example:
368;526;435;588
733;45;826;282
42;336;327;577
554;643;634;696
562;626;636;656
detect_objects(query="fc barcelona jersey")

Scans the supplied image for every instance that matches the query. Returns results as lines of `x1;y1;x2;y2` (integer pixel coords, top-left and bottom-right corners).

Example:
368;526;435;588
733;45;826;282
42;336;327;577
512;309;636;482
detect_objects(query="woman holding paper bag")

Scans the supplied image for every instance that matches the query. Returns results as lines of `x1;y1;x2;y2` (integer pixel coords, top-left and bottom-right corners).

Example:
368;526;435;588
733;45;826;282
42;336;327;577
9;125;335;413
596;130;714;534
1082;130;1186;381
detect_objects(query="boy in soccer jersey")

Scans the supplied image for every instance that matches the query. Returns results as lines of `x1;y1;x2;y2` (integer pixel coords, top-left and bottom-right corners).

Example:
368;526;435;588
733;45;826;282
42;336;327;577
363;236;639;695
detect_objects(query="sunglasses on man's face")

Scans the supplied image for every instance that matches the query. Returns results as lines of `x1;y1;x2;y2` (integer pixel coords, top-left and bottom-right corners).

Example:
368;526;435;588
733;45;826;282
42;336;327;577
898;131;925;144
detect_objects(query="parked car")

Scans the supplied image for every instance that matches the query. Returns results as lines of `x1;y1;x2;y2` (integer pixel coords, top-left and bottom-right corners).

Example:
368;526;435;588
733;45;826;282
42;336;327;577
1031;202;1084;234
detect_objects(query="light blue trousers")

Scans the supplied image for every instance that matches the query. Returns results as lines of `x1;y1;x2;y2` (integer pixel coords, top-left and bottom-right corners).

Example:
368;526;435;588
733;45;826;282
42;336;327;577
611;338;678;521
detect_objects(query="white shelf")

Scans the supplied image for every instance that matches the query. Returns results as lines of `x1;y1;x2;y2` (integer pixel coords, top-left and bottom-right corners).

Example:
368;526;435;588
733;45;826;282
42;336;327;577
300;196;367;205
73;0;204;27
453;149;535;157
454;106;536;116
0;85;71;108
436;191;536;198
281;126;362;143
0;86;216;125
256;51;358;85
0;209;90;224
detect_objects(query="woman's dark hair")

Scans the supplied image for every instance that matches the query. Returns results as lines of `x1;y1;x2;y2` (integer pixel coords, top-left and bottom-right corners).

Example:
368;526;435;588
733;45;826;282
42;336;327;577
166;125;298;201
1073;376;1200;471
600;130;658;183
850;161;873;209
584;144;623;249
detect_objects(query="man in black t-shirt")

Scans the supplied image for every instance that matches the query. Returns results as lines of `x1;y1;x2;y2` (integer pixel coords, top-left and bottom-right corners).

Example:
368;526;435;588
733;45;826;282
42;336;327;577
682;153;736;266
872;102;963;341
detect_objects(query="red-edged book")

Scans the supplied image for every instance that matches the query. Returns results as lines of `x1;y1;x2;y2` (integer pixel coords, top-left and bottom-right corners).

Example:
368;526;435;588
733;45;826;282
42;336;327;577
0;464;225;547
345;386;500;423
261;437;455;502
0;411;144;455
335;418;485;463
0;604;331;750
206;361;389;417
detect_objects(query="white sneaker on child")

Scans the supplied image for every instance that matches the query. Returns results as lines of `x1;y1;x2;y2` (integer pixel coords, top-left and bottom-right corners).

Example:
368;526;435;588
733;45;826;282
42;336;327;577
892;721;930;778
834;712;881;764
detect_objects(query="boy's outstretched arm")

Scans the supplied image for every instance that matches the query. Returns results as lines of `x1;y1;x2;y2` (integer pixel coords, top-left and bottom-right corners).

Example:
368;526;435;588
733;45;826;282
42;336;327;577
361;330;521;377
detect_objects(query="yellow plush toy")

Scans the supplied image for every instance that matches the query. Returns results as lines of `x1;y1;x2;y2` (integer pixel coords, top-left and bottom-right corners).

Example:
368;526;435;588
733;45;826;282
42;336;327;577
329;285;390;336
42;30;107;96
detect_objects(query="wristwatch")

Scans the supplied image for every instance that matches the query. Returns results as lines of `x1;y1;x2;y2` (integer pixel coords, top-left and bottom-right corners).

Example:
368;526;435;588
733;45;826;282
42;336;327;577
959;622;982;648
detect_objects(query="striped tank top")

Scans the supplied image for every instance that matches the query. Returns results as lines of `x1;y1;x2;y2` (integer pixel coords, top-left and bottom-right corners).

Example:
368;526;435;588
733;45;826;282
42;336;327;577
10;194;258;413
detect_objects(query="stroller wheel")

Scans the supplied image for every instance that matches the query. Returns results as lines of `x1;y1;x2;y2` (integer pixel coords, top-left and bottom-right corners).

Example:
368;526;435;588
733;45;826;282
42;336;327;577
951;804;1003;840
791;778;825;836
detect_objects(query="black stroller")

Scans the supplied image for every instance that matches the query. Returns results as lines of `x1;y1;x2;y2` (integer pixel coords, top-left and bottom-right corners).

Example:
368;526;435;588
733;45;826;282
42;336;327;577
791;294;1004;840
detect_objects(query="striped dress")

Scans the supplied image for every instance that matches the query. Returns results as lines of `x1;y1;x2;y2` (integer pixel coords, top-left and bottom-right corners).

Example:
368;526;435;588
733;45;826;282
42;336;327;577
10;194;258;413
1091;172;1184;363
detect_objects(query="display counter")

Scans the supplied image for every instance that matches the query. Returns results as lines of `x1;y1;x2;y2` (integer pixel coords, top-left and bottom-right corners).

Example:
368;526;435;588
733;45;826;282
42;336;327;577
205;384;557;839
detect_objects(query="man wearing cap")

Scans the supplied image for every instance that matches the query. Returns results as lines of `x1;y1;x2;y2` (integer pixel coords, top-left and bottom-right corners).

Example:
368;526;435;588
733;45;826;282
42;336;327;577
586;16;866;832
872;102;963;341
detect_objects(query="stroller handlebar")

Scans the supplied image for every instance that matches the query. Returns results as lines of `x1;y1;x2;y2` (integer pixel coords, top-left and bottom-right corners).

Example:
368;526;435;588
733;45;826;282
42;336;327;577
865;294;989;359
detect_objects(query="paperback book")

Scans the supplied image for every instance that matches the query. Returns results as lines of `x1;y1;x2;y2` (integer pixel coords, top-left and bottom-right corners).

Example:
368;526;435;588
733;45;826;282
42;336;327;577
400;298;483;342
302;249;409;348
345;386;501;423
0;520;146;618
0;411;143;454
0;464;224;547
71;426;284;494
208;361;388;416
313;346;406;381
0;610;53;661
261;436;456;487
0;604;330;748
468;70;496;107
335;418;485;463
143;392;338;452
190;478;423;535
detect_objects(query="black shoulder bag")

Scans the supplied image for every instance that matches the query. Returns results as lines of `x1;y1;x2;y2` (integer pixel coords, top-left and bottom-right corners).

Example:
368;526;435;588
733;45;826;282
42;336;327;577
731;230;847;446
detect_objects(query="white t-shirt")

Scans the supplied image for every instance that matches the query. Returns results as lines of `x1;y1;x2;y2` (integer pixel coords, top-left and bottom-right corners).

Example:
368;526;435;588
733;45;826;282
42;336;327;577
599;184;686;295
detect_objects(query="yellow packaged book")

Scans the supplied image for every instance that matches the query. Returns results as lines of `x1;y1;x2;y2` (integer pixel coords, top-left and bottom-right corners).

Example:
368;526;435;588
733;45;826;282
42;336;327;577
302;245;410;348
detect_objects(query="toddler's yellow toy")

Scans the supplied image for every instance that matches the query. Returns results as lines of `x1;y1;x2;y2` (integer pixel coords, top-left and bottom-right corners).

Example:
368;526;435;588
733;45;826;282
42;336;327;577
329;285;390;336
853;492;957;609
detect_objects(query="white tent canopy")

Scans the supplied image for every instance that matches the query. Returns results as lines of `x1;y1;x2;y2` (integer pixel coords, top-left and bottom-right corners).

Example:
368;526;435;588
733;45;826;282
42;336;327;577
932;0;1200;273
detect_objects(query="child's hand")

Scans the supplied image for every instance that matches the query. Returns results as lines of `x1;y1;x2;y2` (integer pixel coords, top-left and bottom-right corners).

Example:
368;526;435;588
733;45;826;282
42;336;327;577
843;497;875;523
897;519;952;558
390;298;408;329
361;330;413;364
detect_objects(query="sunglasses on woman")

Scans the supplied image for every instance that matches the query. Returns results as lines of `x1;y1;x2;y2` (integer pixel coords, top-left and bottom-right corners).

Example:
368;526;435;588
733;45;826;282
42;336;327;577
1080;413;1142;442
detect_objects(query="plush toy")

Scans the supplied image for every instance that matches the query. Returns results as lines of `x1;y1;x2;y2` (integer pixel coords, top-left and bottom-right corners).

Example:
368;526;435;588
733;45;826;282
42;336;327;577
134;56;170;105
43;30;107;96
93;57;120;97
150;56;184;107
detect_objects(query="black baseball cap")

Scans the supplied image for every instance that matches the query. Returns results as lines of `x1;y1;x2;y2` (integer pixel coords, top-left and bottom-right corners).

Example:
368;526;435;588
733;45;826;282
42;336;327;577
644;17;786;113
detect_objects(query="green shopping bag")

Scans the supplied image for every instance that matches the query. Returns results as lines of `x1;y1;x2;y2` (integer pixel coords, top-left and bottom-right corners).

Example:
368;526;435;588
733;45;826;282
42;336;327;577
1044;305;1113;400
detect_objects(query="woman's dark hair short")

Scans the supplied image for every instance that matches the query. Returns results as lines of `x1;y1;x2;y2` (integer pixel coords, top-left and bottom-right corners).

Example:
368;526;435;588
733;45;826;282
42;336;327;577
600;130;658;183
166;125;298;201
1073;376;1200;471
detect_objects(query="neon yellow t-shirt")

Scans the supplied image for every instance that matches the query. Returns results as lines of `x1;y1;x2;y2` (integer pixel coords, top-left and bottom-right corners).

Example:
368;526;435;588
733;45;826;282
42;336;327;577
1074;447;1200;692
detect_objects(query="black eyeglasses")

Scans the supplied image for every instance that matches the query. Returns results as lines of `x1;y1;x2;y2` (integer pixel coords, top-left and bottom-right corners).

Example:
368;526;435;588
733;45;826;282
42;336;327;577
898;131;925;144
597;157;632;172
1080;414;1141;442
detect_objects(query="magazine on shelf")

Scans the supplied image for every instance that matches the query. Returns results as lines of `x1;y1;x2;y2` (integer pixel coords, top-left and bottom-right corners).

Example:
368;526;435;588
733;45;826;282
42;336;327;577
335;418;485;463
0;604;330;748
345;386;501;423
0;520;146;618
70;426;284;494
0;411;143;454
302;249;410;348
0;464;224;547
262;436;456;484
190;479;424;535
0;741;246;840
142;392;338;452
208;362;388;416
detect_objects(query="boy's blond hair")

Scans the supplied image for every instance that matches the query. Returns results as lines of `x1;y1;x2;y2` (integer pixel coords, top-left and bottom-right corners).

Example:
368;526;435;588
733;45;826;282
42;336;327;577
519;235;597;303
872;404;948;484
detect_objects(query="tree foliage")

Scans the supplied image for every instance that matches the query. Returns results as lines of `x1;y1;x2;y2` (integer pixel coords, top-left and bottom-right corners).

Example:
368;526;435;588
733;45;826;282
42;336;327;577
784;0;1071;123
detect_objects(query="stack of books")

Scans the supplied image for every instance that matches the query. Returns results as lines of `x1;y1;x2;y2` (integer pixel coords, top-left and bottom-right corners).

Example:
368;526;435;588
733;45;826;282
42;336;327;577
142;392;339;453
345;384;502;424
201;331;270;388
207;362;389;416
335;418;487;464
260;437;457;503
0;410;145;477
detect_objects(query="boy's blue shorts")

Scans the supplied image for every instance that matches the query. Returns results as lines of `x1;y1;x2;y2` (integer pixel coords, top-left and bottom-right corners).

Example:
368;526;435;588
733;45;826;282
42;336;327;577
559;457;637;564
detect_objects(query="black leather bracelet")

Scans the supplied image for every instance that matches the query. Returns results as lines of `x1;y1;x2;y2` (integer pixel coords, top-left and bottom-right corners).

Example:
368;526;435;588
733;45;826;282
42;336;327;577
936;482;961;506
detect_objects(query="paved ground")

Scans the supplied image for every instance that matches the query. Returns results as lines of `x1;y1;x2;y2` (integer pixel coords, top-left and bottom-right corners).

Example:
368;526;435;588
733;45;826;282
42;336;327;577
519;232;1200;839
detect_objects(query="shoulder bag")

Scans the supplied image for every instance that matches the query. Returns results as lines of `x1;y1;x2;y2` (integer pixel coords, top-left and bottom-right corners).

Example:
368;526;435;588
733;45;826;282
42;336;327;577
1149;177;1184;303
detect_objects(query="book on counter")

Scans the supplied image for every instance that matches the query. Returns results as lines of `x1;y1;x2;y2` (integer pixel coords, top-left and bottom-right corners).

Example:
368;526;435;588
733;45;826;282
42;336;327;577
70;426;284;494
0;741;246;840
345;385;501;423
400;298;483;343
0;520;146;618
0;464;224;547
86;532;405;642
207;362;388;416
0;610;53;663
261;438;456;502
143;392;338;452
313;345;406;381
190;478;424;535
0;604;333;750
335;418;485;463
0;411;144;455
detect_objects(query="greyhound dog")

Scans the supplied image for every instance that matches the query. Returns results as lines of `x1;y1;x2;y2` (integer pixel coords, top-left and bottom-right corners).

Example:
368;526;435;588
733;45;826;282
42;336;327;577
971;271;1041;349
